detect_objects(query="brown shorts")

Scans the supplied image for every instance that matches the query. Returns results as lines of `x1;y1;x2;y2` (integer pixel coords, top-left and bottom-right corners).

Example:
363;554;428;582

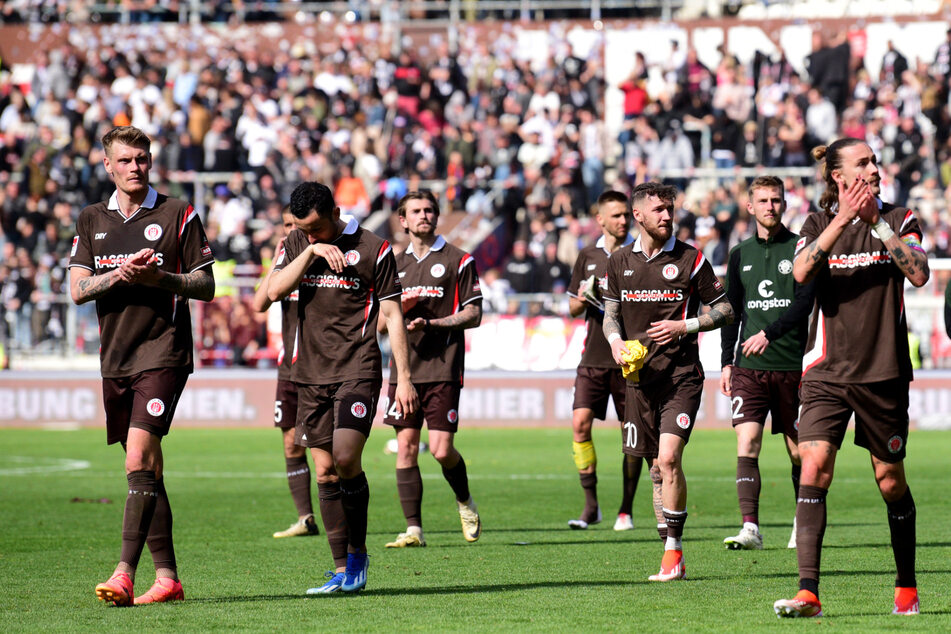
622;371;703;458
274;379;299;430
572;366;626;421
798;379;910;463
730;367;800;440
295;379;381;448
383;382;461;432
102;367;190;445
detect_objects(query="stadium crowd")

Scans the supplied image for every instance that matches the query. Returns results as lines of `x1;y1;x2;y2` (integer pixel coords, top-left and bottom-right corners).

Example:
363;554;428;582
1;20;951;365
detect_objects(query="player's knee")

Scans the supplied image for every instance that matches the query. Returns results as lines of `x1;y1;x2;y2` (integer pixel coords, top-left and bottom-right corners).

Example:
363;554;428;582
875;470;907;501
284;443;306;459
655;452;680;476
431;445;453;464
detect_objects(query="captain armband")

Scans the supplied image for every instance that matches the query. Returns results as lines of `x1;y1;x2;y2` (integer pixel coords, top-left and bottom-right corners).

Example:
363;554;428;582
901;233;925;253
572;440;597;471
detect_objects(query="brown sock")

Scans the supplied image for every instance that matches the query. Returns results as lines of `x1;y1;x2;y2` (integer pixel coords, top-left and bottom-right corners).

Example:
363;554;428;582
663;508;687;540
339;472;370;552
619;455;642;516
886;487;916;588
736;456;760;525
145;478;176;581
285;456;314;518
796;485;828;590
120;470;158;573
579;471;598;519
318;481;349;569
441;455;470;503
396;466;423;527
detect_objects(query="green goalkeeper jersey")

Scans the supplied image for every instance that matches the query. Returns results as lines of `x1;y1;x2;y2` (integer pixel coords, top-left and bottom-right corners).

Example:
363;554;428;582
720;226;815;372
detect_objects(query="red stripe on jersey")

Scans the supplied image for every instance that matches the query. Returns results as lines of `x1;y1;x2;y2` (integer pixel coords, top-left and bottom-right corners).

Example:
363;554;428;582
680;289;691;320
179;205;198;238
802;312;827;376
452;279;460;314
292;326;299;364
690;251;705;279
362;288;375;336
900;209;914;233
376;241;391;265
458;254;473;274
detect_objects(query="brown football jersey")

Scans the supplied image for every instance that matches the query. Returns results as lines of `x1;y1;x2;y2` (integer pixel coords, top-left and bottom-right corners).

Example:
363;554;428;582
388;235;482;383
796;201;922;383
604;235;726;386
68;187;215;378
567;235;634;369
274;217;401;385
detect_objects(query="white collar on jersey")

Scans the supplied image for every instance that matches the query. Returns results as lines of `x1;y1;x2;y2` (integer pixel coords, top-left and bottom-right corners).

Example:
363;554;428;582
595;233;635;254
335;215;359;240
632;233;676;254
405;235;447;259
107;186;158;221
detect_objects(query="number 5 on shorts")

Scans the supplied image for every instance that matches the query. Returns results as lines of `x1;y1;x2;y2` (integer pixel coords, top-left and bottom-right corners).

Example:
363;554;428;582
274;400;283;424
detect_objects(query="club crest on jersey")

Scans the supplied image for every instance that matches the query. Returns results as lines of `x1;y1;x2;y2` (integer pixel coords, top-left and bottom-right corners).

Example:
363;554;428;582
147;398;166;417
344;250;361;266
675;413;691;429
431;263;445;278
447;409;458;424
662;264;679;280
144;224;163;241
795;236;807;253
351;402;368;418
887;435;904;454
778;259;793;274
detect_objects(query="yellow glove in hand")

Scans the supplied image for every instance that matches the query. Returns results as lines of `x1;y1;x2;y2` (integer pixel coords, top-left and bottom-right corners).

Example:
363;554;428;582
619;340;648;382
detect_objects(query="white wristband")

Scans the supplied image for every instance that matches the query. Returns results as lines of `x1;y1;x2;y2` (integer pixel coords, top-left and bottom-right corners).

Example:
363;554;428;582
608;333;622;344
684;318;700;334
873;218;895;242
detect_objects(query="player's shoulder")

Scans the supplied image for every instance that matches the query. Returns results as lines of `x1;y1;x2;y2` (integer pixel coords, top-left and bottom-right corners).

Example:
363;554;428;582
77;201;108;222
154;193;191;212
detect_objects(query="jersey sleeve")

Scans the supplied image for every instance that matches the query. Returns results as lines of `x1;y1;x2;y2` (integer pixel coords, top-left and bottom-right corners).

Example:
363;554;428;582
273;230;303;272
566;251;585;298
68;208;95;271
720;246;743;367
691;252;726;306
375;240;402;301
795;213;821;256
897;208;924;252
456;253;483;308
763;278;816;342
179;204;216;272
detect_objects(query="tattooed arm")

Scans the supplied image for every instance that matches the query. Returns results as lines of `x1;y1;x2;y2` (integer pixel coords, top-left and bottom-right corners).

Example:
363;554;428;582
150;268;215;302
70;267;122;305
881;232;930;287
407;302;483;332
793;223;847;285
603;299;629;365
645;297;734;346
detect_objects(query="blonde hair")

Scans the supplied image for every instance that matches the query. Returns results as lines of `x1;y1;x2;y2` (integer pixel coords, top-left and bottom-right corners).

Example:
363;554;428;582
101;126;151;156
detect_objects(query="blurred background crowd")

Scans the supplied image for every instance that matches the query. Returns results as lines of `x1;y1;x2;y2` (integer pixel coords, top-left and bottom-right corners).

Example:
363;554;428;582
1;3;951;368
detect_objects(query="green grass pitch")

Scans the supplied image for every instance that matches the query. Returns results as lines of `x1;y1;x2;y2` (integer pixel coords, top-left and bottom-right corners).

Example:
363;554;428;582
2;426;950;631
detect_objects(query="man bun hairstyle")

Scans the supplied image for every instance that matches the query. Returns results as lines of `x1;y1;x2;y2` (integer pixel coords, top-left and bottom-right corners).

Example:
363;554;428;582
101;126;151;156
812;137;866;216
289;182;335;220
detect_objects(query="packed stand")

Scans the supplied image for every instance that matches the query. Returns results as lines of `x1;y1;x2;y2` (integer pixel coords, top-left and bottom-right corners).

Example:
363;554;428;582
1;22;950;366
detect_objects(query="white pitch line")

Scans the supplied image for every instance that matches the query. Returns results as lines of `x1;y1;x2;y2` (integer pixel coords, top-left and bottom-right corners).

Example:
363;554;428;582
0;456;91;476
